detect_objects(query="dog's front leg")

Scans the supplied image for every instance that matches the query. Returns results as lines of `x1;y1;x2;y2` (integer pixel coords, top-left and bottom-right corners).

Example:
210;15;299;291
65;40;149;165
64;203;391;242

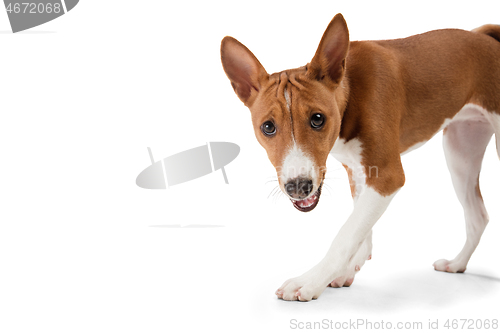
276;187;398;301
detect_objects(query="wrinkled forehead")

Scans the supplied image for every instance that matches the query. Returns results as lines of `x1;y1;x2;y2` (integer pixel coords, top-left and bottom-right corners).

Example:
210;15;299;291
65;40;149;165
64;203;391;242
268;67;309;98
266;68;332;112
253;69;301;110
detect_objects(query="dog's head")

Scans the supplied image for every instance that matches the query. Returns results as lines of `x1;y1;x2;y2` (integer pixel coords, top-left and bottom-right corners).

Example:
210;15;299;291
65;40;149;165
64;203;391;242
221;14;349;212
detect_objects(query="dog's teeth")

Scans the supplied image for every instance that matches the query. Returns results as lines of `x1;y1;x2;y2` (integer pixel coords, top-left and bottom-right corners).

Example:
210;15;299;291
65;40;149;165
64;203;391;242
293;191;320;209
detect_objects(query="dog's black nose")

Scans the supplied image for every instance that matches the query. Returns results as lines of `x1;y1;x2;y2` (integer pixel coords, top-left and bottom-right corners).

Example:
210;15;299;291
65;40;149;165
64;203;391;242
285;178;313;199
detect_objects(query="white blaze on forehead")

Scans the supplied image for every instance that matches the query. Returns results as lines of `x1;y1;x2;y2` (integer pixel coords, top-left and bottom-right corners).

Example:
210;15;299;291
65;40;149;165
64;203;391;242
284;87;291;111
280;143;316;182
284;87;295;142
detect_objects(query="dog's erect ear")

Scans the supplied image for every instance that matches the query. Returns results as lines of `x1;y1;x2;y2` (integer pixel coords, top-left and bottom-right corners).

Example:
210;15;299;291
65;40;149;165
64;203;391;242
308;13;349;84
221;37;268;106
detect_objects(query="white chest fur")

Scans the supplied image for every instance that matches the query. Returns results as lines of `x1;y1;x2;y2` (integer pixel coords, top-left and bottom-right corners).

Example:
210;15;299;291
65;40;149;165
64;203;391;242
330;138;366;198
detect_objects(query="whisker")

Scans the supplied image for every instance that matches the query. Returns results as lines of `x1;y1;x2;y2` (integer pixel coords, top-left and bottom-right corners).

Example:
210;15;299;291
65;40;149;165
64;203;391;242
322;182;334;196
273;187;281;200
275;189;285;204
267;185;279;199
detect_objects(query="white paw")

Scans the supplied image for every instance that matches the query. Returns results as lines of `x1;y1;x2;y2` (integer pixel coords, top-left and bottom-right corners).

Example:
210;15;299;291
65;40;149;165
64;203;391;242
275;271;329;301
275;234;373;301
433;259;466;273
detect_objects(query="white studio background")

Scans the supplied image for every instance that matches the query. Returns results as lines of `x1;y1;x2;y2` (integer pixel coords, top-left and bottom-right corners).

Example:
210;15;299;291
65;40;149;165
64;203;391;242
0;1;499;332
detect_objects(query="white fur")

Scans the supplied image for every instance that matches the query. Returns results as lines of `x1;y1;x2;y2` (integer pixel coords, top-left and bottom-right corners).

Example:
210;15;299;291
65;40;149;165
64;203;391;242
280;143;316;185
284;87;291;111
330;138;367;199
284;87;296;144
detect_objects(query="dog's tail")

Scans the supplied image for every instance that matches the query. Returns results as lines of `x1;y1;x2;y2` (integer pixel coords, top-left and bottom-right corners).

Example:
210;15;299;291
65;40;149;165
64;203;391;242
473;24;500;43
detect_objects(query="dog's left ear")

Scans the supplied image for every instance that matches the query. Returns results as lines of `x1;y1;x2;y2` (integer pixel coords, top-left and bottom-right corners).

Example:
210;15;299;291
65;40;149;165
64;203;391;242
221;36;268;107
308;13;349;84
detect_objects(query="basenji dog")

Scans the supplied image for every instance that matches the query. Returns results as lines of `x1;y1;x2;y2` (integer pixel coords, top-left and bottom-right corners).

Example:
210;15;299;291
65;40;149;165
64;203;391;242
220;13;500;301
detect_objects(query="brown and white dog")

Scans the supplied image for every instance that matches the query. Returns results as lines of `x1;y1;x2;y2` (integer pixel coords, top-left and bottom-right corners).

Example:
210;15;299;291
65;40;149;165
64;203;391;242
220;14;500;301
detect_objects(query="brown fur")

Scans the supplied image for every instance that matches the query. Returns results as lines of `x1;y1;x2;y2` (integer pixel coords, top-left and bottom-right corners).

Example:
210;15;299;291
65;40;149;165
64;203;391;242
221;14;500;197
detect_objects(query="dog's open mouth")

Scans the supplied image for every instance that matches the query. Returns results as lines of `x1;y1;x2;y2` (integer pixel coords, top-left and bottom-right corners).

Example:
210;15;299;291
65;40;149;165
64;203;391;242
291;184;322;212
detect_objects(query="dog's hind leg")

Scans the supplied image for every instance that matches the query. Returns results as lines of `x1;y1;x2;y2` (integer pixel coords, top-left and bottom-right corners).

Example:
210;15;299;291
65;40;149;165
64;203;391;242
434;112;494;273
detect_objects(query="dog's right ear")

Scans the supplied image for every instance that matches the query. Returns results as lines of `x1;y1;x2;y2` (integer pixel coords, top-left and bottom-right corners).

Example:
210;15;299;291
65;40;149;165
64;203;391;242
221;37;268;107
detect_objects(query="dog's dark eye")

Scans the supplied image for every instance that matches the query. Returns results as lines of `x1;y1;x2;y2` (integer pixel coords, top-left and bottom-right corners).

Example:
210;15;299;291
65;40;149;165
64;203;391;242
261;121;276;136
310;113;325;129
